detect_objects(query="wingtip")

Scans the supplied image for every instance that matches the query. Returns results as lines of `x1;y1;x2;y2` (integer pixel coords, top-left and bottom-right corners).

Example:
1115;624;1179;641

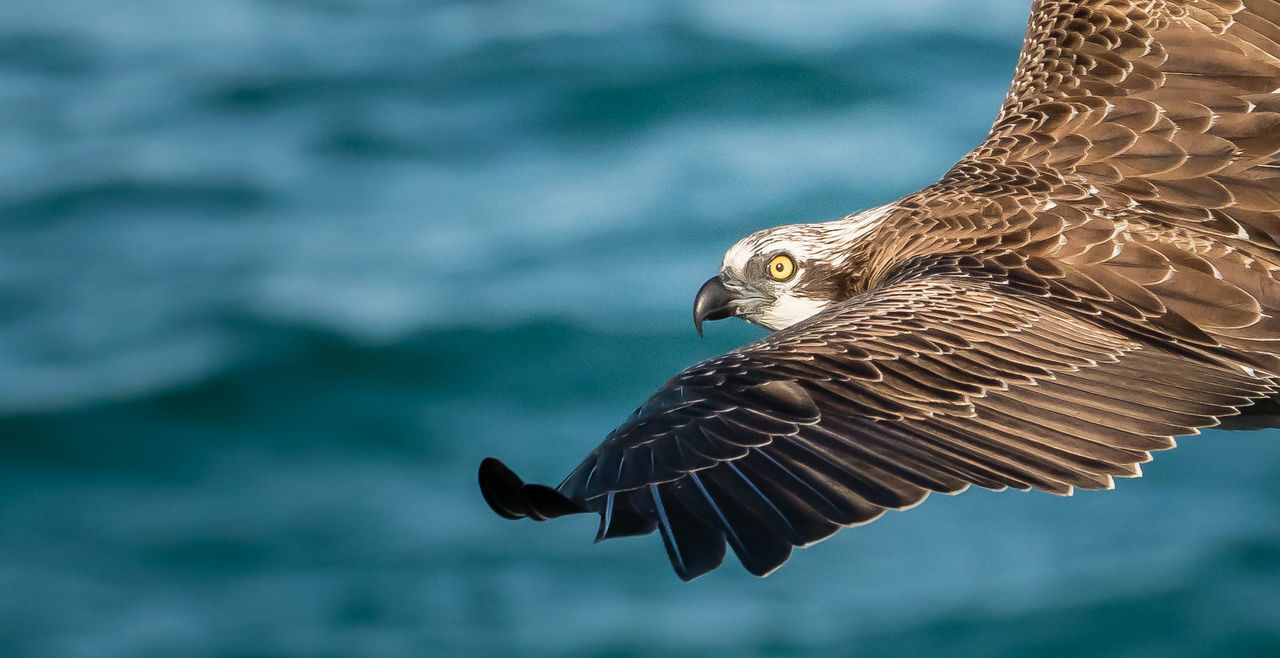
478;457;589;521
478;457;529;520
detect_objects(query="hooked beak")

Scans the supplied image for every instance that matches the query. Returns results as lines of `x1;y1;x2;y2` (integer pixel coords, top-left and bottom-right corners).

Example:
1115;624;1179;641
693;275;740;337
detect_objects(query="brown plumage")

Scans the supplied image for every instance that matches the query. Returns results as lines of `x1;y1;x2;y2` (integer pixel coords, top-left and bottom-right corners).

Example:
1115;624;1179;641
478;0;1280;580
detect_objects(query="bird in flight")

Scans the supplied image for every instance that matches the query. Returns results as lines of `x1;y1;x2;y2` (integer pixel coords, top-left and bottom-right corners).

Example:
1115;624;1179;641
479;0;1280;580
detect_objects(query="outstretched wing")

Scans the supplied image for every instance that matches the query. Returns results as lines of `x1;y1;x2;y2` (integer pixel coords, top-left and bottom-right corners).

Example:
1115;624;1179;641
987;0;1280;210
480;267;1276;579
862;0;1280;370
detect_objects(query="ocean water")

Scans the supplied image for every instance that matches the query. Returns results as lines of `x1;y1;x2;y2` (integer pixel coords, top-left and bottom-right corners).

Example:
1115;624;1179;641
3;1;1279;656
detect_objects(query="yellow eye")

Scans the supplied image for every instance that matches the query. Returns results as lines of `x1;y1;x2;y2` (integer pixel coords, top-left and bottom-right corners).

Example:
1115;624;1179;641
767;254;796;281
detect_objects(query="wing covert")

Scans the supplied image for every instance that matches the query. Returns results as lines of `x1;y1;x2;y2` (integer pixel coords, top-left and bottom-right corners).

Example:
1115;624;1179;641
853;1;1280;372
971;0;1280;234
876;1;1280;246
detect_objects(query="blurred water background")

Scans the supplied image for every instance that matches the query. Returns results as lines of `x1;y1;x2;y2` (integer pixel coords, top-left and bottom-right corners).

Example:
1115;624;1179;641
3;1;1280;656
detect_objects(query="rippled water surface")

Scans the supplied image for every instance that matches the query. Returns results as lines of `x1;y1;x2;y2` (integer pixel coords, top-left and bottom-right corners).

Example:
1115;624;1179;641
3;1;1280;656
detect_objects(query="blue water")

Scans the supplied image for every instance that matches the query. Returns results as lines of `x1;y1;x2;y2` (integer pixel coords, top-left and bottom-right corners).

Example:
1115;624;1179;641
3;1;1280;656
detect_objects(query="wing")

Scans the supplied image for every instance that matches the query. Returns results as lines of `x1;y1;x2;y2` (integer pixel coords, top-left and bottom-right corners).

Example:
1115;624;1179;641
888;0;1280;248
480;267;1277;579
859;0;1280;371
990;0;1280;204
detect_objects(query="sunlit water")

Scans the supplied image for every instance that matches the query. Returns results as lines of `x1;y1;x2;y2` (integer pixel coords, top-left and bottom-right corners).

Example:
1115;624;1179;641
2;1;1279;656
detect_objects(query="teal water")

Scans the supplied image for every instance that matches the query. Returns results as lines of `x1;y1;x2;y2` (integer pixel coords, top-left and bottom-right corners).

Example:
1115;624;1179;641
3;1;1280;656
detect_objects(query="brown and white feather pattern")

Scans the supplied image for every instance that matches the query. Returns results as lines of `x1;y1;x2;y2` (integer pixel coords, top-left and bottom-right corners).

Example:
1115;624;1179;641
478;0;1280;580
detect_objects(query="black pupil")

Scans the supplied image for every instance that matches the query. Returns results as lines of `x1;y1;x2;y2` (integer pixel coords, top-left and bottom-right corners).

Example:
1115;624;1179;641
775;261;785;271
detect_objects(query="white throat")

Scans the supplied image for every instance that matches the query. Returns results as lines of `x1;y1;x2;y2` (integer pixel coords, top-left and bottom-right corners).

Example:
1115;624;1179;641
753;294;832;331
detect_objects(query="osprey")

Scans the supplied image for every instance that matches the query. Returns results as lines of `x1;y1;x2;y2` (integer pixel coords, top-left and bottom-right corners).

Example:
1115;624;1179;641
479;0;1280;580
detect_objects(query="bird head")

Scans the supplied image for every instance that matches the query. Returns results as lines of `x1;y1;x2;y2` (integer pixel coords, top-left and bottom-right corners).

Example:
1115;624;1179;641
693;205;894;334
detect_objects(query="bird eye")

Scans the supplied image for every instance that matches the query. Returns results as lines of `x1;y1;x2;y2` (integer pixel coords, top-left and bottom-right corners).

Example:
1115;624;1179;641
767;254;796;281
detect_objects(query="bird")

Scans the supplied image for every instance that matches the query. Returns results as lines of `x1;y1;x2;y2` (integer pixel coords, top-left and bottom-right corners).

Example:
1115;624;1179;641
478;0;1280;581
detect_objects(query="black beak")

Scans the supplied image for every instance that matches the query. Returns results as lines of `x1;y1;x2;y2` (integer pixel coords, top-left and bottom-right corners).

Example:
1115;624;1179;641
693;275;739;337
